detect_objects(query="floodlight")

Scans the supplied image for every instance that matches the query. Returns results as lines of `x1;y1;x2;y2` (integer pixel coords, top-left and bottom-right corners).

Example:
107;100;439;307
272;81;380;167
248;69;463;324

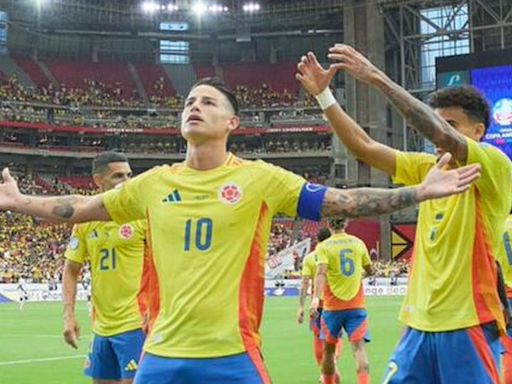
243;2;260;12
141;1;159;13
208;4;224;13
191;1;207;15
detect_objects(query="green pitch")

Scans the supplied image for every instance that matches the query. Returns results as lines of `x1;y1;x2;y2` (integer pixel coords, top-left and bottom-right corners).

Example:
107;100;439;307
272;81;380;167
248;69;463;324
0;296;403;384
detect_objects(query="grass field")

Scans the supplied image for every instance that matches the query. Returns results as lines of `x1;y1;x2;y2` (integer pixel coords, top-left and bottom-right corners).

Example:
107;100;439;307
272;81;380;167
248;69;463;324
0;296;404;384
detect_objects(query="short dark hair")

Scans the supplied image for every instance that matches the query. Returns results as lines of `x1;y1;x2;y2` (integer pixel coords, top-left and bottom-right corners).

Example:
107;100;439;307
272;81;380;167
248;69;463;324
317;228;332;242
428;85;490;135
328;217;348;231
191;77;239;115
92;151;128;175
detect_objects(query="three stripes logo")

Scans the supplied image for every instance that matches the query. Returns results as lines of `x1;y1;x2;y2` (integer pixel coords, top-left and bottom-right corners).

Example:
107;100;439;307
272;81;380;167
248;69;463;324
162;189;182;203
124;359;138;372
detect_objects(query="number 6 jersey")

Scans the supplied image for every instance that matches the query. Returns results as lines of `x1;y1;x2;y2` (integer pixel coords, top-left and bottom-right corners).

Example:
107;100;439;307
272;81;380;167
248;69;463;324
315;233;371;311
102;154;306;358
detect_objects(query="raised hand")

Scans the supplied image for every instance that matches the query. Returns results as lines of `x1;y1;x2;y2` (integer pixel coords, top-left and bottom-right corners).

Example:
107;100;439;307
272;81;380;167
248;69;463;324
328;44;382;85
0;168;23;211
418;153;481;201
296;51;338;96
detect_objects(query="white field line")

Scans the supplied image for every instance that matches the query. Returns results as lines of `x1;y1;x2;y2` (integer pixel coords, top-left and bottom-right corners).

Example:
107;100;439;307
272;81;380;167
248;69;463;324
0;354;84;366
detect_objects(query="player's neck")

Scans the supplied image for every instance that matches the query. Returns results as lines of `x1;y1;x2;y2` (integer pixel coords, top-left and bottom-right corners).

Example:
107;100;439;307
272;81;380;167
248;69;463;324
185;142;230;171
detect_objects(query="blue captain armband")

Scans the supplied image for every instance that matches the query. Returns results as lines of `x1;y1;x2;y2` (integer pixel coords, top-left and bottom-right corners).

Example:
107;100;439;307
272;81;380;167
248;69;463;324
297;183;328;222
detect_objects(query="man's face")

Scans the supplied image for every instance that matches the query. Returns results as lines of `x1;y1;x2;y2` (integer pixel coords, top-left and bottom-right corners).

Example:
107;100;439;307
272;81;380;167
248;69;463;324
181;85;239;143
434;106;485;156
94;162;132;192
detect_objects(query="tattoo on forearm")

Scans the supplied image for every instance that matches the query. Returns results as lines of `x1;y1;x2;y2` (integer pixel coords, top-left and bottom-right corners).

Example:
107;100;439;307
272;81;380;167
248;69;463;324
322;187;417;218
52;197;78;219
377;80;467;162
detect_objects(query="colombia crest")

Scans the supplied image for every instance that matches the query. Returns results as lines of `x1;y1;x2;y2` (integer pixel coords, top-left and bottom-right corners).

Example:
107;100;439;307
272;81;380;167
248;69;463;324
218;183;242;205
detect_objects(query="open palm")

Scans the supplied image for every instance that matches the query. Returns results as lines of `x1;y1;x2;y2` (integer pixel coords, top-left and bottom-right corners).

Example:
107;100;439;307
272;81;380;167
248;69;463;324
420;153;481;200
296;52;338;96
0;168;23;211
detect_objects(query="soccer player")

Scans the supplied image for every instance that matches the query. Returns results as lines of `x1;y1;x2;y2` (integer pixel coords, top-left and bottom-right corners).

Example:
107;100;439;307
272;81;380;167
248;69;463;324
81;265;93;316
16;274;28;311
499;214;512;383
298;227;342;382
310;217;373;384
0;78;480;384
62;151;150;384
296;46;512;383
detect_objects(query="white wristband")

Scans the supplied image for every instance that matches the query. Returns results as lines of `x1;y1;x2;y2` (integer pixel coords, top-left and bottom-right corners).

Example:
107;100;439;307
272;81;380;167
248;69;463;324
315;87;337;110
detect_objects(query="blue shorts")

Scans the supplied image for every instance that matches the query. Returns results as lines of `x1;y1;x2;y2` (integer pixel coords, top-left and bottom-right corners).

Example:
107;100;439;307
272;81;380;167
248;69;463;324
382;323;502;384
84;328;145;380
134;351;271;384
320;309;370;344
310;307;323;338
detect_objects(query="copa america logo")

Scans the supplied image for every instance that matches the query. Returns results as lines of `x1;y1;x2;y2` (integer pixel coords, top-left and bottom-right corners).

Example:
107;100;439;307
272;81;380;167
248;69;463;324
493;98;512;126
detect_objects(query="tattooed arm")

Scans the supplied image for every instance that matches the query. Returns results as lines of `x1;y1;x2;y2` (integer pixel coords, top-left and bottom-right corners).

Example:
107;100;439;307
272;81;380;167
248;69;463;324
321;186;418;218
0;168;110;223
372;77;467;163
17;194;110;223
321;152;480;218
327;44;468;163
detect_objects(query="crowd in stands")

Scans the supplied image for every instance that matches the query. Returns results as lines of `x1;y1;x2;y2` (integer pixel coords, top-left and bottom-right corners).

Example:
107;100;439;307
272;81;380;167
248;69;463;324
0;75;314;110
1;103;178;130
233;84;297;108
0;73;326;132
228;136;331;155
0;127;332;160
0;211;69;284
268;222;294;258
371;260;409;278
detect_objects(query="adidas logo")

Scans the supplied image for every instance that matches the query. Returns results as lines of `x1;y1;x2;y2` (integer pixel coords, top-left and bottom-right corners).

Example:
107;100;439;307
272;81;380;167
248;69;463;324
162;189;182;203
125;359;138;371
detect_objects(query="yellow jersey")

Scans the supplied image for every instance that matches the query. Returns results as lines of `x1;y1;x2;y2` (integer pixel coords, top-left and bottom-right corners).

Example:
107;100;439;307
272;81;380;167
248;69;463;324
497;215;512;297
302;251;318;280
315;232;371;311
393;138;512;332
65;220;147;337
102;154;306;358
302;251;324;304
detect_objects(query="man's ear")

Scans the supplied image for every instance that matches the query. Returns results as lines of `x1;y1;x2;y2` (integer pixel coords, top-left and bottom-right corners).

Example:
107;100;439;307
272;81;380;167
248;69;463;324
227;115;240;133
92;174;103;189
474;122;485;141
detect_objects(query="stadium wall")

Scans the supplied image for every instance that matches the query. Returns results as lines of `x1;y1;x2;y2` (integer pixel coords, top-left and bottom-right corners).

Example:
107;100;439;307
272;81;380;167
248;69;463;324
0;281;407;302
264;278;407;297
0;284;89;303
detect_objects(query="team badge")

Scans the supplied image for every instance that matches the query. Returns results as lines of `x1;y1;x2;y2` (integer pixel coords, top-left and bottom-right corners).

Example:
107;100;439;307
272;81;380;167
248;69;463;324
119;224;134;240
218;183;242;205
68;236;79;250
